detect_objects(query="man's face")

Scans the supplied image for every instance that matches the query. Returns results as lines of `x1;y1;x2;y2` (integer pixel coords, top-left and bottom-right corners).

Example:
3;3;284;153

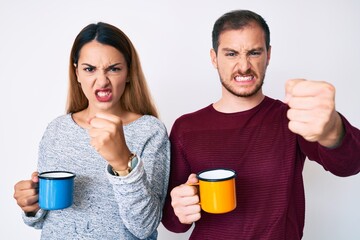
211;23;271;98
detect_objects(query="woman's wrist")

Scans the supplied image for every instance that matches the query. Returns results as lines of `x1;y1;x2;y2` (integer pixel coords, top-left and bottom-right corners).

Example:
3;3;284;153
112;153;138;176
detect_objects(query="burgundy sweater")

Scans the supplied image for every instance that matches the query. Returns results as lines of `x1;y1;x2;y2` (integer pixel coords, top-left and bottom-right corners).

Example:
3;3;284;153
162;96;360;240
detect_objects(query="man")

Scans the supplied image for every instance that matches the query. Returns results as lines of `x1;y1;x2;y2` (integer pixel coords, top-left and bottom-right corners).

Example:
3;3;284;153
161;9;360;240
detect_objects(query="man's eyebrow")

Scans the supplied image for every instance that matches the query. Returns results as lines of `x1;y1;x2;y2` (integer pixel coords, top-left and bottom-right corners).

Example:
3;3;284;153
249;47;265;52
221;48;239;54
220;47;265;53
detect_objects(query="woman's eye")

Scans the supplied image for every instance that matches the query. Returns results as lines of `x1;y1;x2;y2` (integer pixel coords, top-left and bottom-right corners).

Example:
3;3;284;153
109;67;121;72
84;67;95;72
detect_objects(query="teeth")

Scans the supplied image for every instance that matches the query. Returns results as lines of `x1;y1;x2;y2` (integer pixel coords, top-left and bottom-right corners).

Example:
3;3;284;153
97;91;110;97
235;75;253;81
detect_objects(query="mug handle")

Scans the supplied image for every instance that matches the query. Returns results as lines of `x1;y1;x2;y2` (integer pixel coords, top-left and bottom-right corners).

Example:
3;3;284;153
187;183;201;206
187;182;199;186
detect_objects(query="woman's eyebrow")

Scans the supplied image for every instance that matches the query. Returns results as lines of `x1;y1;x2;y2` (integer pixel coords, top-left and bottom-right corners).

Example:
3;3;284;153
80;63;95;68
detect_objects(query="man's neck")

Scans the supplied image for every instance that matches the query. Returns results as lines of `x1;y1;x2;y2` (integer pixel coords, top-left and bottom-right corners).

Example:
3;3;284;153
213;91;265;113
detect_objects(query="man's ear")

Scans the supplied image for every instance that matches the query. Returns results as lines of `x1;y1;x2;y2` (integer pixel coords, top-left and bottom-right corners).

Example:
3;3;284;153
266;45;272;66
210;48;218;69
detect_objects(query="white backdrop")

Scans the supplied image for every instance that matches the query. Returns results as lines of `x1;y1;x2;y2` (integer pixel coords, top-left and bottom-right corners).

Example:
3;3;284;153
1;0;359;239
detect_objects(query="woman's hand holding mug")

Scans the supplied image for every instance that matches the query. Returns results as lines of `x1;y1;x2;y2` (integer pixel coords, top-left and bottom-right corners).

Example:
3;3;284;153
13;172;40;216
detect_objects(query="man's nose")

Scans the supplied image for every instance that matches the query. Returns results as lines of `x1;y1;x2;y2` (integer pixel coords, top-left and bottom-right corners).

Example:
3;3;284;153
235;56;251;73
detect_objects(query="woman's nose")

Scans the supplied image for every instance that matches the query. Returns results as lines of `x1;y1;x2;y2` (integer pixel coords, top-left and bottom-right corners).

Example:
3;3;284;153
95;71;110;86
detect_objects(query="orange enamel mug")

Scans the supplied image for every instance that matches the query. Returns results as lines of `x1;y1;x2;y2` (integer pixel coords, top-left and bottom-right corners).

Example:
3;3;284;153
196;168;237;214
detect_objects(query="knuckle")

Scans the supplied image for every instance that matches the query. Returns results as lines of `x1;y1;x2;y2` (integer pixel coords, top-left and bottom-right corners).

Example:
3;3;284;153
170;199;178;208
170;186;180;198
19;198;28;208
109;123;118;133
103;131;112;141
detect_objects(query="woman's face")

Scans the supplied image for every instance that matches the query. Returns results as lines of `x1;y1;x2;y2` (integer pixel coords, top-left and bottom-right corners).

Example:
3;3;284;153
75;40;128;115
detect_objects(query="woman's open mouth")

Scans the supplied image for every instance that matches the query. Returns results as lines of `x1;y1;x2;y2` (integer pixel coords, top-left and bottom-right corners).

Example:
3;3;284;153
95;89;112;102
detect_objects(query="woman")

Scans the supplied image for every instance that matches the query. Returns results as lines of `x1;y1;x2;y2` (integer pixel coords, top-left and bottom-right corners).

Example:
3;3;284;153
13;22;170;239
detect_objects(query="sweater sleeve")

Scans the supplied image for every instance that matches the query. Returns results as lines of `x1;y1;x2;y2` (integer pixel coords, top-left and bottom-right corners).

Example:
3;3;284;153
300;113;360;177
107;123;170;239
161;119;194;233
22;209;47;229
21;122;53;229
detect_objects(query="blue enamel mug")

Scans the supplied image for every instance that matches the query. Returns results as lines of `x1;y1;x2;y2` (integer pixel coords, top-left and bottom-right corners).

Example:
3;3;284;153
38;171;76;210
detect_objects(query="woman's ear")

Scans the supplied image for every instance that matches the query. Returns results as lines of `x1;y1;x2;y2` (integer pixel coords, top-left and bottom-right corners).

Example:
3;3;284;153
74;63;79;79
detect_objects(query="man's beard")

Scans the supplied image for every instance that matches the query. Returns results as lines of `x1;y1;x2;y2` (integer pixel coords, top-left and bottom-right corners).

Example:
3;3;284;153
220;74;265;98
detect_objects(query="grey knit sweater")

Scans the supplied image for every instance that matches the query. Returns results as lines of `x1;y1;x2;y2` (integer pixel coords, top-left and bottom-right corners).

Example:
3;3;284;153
22;114;170;240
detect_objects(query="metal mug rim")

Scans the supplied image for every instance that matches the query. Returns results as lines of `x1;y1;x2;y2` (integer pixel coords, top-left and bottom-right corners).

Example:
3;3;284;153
38;171;76;180
197;168;236;182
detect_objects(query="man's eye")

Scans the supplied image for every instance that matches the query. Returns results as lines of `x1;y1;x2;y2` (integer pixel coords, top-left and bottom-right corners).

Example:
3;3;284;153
225;52;236;57
249;51;261;57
